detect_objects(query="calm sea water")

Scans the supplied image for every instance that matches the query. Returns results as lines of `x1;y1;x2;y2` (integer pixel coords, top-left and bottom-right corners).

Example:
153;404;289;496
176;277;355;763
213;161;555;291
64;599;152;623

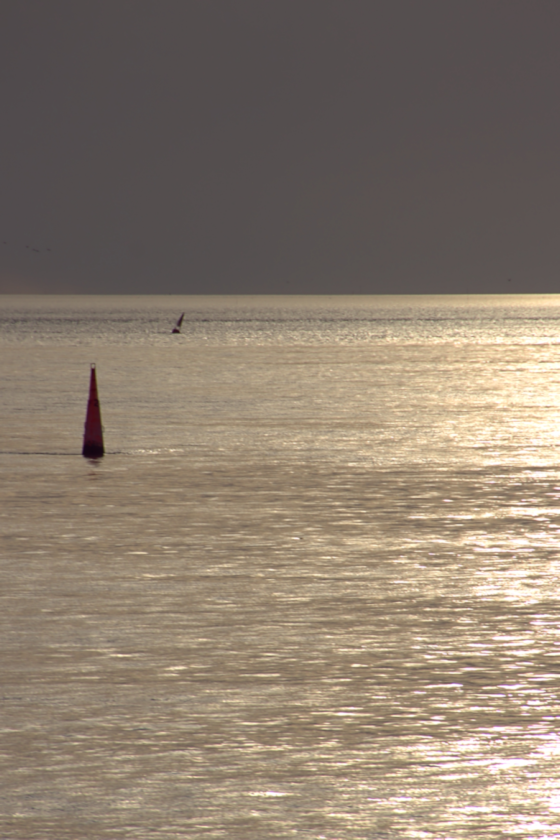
3;294;560;839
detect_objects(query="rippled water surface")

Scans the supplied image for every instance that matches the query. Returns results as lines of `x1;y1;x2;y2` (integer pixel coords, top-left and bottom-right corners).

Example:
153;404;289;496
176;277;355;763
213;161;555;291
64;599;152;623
3;294;560;839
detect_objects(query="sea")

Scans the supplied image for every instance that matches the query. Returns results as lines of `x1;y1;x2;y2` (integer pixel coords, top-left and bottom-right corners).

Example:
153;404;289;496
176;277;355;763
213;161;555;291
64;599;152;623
3;293;560;840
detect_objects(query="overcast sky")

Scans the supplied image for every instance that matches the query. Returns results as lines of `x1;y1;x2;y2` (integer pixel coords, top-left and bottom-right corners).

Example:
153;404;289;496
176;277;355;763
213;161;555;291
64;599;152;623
1;0;560;295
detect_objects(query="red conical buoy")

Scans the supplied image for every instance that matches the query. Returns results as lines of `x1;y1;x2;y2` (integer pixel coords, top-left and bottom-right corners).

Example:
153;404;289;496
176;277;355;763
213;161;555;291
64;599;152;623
82;364;104;458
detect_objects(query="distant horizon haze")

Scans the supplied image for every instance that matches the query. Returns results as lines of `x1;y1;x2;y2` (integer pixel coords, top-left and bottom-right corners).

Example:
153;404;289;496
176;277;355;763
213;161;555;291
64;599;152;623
1;0;560;296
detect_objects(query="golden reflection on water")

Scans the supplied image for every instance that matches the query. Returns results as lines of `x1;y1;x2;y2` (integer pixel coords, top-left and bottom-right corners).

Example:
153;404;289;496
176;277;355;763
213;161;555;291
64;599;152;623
4;298;560;837
4;452;560;838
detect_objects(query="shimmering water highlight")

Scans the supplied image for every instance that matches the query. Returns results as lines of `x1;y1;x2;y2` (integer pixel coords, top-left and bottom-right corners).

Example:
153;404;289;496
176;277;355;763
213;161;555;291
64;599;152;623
2;295;560;839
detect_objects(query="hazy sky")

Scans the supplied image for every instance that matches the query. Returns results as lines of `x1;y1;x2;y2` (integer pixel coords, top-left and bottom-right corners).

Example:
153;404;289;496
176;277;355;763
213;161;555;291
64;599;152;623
1;0;560;295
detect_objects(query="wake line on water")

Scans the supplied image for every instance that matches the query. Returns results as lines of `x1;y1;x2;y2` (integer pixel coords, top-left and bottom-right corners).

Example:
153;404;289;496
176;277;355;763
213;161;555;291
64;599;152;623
0;451;79;456
0;449;186;457
0;451;118;457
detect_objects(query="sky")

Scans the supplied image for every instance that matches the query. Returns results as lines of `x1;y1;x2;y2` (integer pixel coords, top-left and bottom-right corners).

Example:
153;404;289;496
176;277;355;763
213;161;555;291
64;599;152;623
1;0;560;295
